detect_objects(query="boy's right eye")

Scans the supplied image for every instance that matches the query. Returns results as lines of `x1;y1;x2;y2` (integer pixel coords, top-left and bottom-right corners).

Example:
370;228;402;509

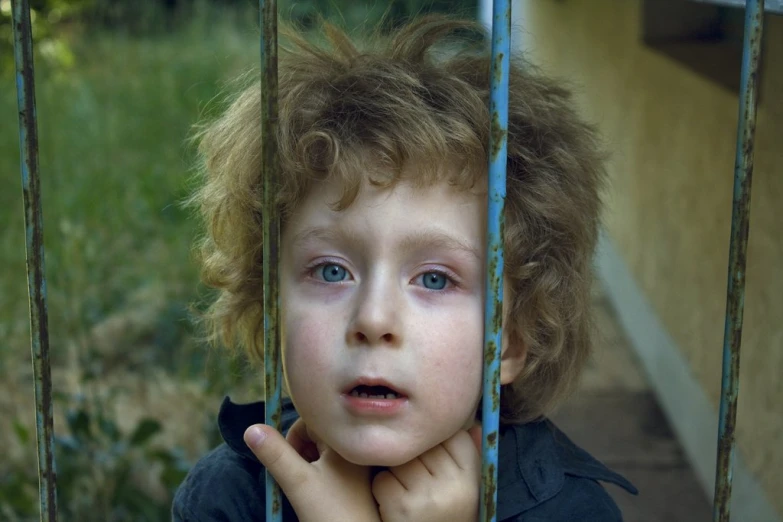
316;263;349;283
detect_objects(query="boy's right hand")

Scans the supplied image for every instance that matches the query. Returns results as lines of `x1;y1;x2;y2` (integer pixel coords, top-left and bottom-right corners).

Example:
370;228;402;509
244;423;381;522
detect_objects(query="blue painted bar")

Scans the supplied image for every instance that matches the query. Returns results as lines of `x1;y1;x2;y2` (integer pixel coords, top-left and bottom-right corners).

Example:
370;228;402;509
712;1;764;521
480;0;511;521
691;0;782;13
10;1;58;521
259;1;283;521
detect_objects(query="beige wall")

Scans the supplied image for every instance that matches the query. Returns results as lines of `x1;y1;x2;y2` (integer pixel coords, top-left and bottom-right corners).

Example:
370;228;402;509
516;0;782;513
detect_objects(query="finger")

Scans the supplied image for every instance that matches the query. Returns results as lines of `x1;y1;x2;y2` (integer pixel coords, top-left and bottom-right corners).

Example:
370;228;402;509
285;419;319;462
418;443;457;477
244;424;311;492
372;469;406;501
389;456;431;490
442;429;482;473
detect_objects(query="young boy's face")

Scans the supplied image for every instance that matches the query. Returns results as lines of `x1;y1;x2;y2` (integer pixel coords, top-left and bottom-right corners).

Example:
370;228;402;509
280;169;486;466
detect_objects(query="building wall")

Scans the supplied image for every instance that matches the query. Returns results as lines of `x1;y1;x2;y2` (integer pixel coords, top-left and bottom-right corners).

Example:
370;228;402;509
515;0;782;514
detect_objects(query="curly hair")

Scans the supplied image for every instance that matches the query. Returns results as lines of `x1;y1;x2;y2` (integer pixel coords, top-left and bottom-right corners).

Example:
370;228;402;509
189;15;606;423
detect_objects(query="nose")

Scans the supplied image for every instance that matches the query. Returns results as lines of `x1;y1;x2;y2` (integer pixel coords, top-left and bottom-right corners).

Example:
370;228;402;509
347;271;401;347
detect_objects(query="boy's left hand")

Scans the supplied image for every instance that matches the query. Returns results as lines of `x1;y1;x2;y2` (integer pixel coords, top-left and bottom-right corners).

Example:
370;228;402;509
371;424;482;522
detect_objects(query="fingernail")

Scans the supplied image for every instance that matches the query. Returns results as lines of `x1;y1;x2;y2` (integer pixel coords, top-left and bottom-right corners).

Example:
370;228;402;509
245;426;267;447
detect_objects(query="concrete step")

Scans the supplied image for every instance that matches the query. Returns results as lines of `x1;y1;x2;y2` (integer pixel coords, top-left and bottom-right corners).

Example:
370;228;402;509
547;284;714;521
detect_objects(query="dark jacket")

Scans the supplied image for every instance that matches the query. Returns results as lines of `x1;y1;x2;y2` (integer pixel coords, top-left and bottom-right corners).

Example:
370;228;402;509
173;398;637;521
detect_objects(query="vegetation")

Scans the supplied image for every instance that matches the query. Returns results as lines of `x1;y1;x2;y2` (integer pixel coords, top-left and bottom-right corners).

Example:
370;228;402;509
1;5;258;520
1;0;475;520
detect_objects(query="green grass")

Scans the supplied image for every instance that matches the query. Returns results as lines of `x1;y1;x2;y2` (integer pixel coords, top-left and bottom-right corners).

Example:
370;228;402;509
2;5;272;350
0;6;263;520
1;6;256;358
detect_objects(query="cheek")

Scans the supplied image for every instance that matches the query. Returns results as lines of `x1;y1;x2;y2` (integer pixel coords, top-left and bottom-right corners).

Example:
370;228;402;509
283;309;334;390
420;311;484;397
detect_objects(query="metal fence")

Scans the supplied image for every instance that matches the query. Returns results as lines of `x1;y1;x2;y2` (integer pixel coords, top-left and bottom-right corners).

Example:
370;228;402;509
10;0;767;521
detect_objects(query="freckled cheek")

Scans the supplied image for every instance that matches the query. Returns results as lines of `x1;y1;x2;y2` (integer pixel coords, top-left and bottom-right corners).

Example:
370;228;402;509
419;320;484;399
445;350;483;394
283;309;338;394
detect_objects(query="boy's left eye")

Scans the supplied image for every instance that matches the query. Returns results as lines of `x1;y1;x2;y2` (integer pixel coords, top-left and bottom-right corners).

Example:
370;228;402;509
417;271;449;290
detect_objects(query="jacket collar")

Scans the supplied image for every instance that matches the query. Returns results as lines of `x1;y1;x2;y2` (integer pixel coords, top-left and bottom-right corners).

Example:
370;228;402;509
217;396;300;462
496;418;637;519
218;397;636;520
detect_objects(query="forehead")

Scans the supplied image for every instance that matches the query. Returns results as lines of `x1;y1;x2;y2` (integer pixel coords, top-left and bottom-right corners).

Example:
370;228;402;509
283;176;487;250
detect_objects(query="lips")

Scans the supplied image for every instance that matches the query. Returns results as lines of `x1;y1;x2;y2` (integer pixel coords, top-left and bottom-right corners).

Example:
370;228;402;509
343;378;408;399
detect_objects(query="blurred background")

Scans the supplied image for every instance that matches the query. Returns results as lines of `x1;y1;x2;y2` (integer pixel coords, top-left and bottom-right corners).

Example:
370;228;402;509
517;3;781;521
2;1;781;521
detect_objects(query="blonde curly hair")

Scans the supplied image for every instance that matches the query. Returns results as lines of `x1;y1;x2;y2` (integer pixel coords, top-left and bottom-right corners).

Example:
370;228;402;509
189;15;606;423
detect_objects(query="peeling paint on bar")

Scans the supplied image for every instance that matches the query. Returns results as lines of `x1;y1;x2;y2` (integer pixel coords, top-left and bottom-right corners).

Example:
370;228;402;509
11;1;58;521
481;0;510;521
259;1;283;521
712;1;764;521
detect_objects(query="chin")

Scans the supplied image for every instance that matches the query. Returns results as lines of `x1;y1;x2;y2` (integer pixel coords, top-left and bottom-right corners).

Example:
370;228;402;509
333;441;423;467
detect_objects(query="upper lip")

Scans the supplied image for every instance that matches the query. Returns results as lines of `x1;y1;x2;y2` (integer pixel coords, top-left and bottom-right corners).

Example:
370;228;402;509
343;377;408;397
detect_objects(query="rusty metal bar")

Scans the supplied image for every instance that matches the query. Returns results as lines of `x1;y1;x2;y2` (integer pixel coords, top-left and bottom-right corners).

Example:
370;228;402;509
712;1;764;521
691;0;782;14
10;1;58;521
480;0;510;521
259;0;283;521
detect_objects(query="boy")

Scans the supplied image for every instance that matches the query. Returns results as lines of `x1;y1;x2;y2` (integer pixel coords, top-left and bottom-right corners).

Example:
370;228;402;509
174;15;637;522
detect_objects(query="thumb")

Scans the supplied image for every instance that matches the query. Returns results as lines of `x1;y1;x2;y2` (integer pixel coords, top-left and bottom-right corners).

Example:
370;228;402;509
245;424;311;493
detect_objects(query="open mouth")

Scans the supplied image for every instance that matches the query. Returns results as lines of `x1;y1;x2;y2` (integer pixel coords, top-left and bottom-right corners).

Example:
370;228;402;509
348;384;403;400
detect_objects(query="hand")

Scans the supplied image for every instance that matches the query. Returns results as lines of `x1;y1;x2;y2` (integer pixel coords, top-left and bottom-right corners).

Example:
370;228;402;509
244;421;381;522
371;424;482;522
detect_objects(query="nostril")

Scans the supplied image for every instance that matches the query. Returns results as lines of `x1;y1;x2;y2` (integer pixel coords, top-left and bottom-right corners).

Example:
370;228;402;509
350;330;395;344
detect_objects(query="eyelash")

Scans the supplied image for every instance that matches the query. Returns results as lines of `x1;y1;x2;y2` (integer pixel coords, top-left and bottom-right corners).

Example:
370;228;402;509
306;259;353;283
305;261;460;291
413;267;460;291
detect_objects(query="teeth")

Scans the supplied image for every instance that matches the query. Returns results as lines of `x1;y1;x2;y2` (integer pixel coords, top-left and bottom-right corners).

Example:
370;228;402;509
349;389;399;399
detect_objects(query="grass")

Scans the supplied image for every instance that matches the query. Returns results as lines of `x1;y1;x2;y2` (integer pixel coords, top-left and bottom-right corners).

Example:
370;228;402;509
0;5;265;520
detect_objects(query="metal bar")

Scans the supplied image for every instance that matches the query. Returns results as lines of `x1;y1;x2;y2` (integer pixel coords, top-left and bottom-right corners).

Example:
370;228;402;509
480;0;510;520
10;1;58;521
712;1;764;521
690;0;782;14
259;0;283;521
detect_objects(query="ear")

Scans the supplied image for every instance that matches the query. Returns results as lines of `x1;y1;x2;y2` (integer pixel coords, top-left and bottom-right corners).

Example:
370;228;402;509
500;333;526;385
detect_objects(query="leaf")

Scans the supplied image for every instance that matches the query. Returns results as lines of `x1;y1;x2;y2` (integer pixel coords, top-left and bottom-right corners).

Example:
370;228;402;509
129;418;161;447
98;414;120;442
147;448;175;466
12;419;29;444
161;465;189;490
66;409;91;441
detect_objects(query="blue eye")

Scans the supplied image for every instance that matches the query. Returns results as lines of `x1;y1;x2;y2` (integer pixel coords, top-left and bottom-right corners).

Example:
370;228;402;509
421;271;448;290
320;264;348;282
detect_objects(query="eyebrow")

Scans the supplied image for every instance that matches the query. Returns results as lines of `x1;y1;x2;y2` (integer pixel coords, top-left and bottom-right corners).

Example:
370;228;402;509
399;229;482;260
292;226;482;260
291;226;350;248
